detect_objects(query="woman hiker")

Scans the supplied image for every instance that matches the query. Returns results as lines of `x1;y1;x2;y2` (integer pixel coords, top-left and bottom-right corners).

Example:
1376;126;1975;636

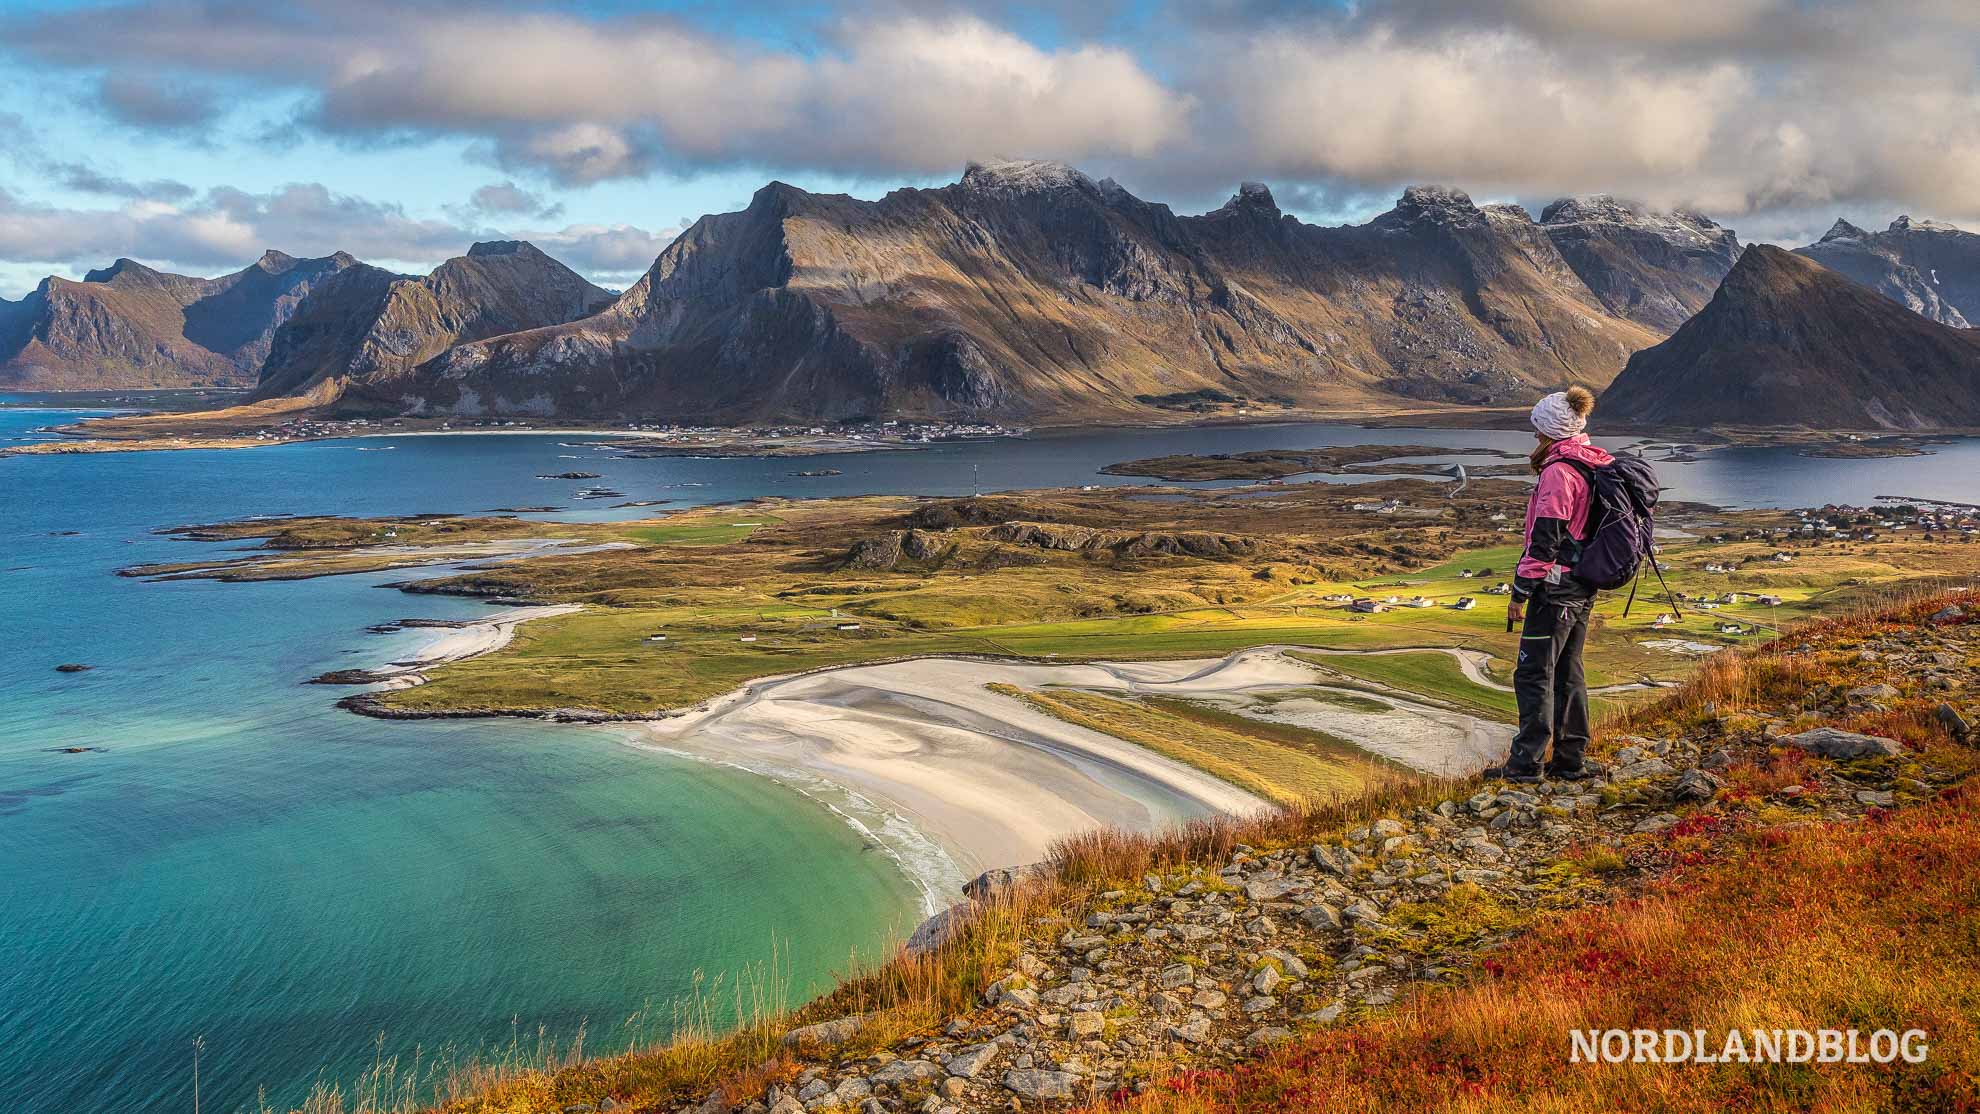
1483;386;1611;784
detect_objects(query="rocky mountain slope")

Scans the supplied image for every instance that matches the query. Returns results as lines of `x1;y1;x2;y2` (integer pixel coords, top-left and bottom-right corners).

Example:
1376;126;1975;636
0;251;358;389
398;164;1730;423
253;241;613;403
1796;215;1980;327
1602;245;1980;429
1538;195;1740;331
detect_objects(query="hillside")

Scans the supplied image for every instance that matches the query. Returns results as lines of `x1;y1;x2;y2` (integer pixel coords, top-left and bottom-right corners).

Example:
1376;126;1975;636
1538;195;1740;331
398;164;1723;423
1796;215;1980;327
278;588;1976;1114
0;251;358;389
1602;245;1980;429
253;241;613;402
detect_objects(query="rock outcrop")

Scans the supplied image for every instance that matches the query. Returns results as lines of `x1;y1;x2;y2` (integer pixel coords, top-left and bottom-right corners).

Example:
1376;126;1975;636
254;241;613;404
393;165;1724;422
1602;245;1980;429
0;251;359;389
1795;215;1980;327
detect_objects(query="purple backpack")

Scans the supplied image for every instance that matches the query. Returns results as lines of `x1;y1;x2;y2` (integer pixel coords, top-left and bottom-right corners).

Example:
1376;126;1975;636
1557;454;1677;615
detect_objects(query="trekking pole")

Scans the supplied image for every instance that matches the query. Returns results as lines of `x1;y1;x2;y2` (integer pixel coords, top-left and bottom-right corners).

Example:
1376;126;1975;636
1650;551;1683;618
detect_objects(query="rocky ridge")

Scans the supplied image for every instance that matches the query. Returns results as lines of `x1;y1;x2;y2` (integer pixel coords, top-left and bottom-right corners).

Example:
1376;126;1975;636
1796;215;1980;327
253;241;614;402
0;250;360;389
706;602;1977;1114
1539;195;1742;331
399;166;1729;423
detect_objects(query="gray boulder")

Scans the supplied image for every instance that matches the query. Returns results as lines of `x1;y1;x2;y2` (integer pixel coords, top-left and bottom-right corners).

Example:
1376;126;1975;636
869;1059;942;1088
1310;844;1361;876
1786;727;1903;759
1672;768;1724;803
945;1043;1001;1079
780;1015;867;1051
1003;1069;1079;1101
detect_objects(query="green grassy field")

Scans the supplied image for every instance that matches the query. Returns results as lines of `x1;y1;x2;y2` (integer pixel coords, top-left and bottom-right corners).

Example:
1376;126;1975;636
148;490;1980;740
1293;650;1520;721
620;515;781;546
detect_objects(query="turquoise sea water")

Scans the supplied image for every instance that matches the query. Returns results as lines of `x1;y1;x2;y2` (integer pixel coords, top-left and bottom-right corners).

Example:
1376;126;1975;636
4;405;1978;1113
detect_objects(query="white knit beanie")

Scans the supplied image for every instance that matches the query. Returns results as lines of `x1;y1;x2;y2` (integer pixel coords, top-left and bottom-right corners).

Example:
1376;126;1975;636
1530;390;1588;440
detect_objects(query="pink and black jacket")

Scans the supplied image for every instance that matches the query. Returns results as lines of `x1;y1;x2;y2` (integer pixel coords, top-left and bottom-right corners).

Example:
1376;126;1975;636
1512;434;1614;601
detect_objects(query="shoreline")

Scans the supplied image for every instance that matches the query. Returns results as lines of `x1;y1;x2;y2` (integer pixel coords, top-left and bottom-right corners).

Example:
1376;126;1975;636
323;604;582;689
609;648;1512;912
14;419;1977;465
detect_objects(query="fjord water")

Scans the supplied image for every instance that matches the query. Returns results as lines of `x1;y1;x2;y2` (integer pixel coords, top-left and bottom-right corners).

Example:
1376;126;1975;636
5;406;1979;1114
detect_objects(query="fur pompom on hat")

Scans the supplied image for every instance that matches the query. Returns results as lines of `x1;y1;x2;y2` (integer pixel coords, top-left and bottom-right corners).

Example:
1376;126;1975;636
1531;386;1594;439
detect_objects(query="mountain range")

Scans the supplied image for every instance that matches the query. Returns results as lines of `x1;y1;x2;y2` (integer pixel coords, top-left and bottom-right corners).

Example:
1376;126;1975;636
0;251;357;390
1794;216;1980;328
3;160;1977;428
388;166;1736;422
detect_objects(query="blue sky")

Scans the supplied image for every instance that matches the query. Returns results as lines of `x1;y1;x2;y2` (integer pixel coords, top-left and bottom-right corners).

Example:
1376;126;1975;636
2;0;1975;299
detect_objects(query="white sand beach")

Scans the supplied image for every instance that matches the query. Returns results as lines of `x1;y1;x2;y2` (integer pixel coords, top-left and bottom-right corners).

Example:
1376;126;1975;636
634;648;1512;913
393;604;583;666
358;604;583;690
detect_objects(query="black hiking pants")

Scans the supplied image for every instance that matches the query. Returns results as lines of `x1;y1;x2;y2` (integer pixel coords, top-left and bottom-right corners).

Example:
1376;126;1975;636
1508;580;1595;775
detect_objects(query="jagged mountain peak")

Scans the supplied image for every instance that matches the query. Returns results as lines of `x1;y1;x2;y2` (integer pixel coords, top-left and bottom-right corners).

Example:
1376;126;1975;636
959;158;1096;197
1374;185;1485;232
82;258;164;285
744;180;821;218
1821;218;1870;242
1212;181;1280;219
1889;214;1965;234
1796;212;1980;327
253;240;611;402
1541;195;1730;244
1540;194;1639;224
256;249;298;272
1398;184;1477;211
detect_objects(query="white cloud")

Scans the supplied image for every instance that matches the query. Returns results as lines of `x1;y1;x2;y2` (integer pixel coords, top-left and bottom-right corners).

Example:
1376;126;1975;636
8;4;1186;186
3;0;1980;237
527;222;683;285
0;180;672;288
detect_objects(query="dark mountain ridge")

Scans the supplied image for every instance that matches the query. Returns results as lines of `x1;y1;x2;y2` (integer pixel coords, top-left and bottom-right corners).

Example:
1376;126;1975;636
0;250;358;389
395;162;1735;423
1794;216;1980;327
252;240;613;402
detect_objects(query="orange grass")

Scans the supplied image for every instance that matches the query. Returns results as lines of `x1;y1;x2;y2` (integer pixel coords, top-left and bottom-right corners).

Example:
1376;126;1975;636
1095;782;1980;1114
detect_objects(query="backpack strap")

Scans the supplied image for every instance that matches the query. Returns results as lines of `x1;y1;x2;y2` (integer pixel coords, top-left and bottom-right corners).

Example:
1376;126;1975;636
1546;458;1600;545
